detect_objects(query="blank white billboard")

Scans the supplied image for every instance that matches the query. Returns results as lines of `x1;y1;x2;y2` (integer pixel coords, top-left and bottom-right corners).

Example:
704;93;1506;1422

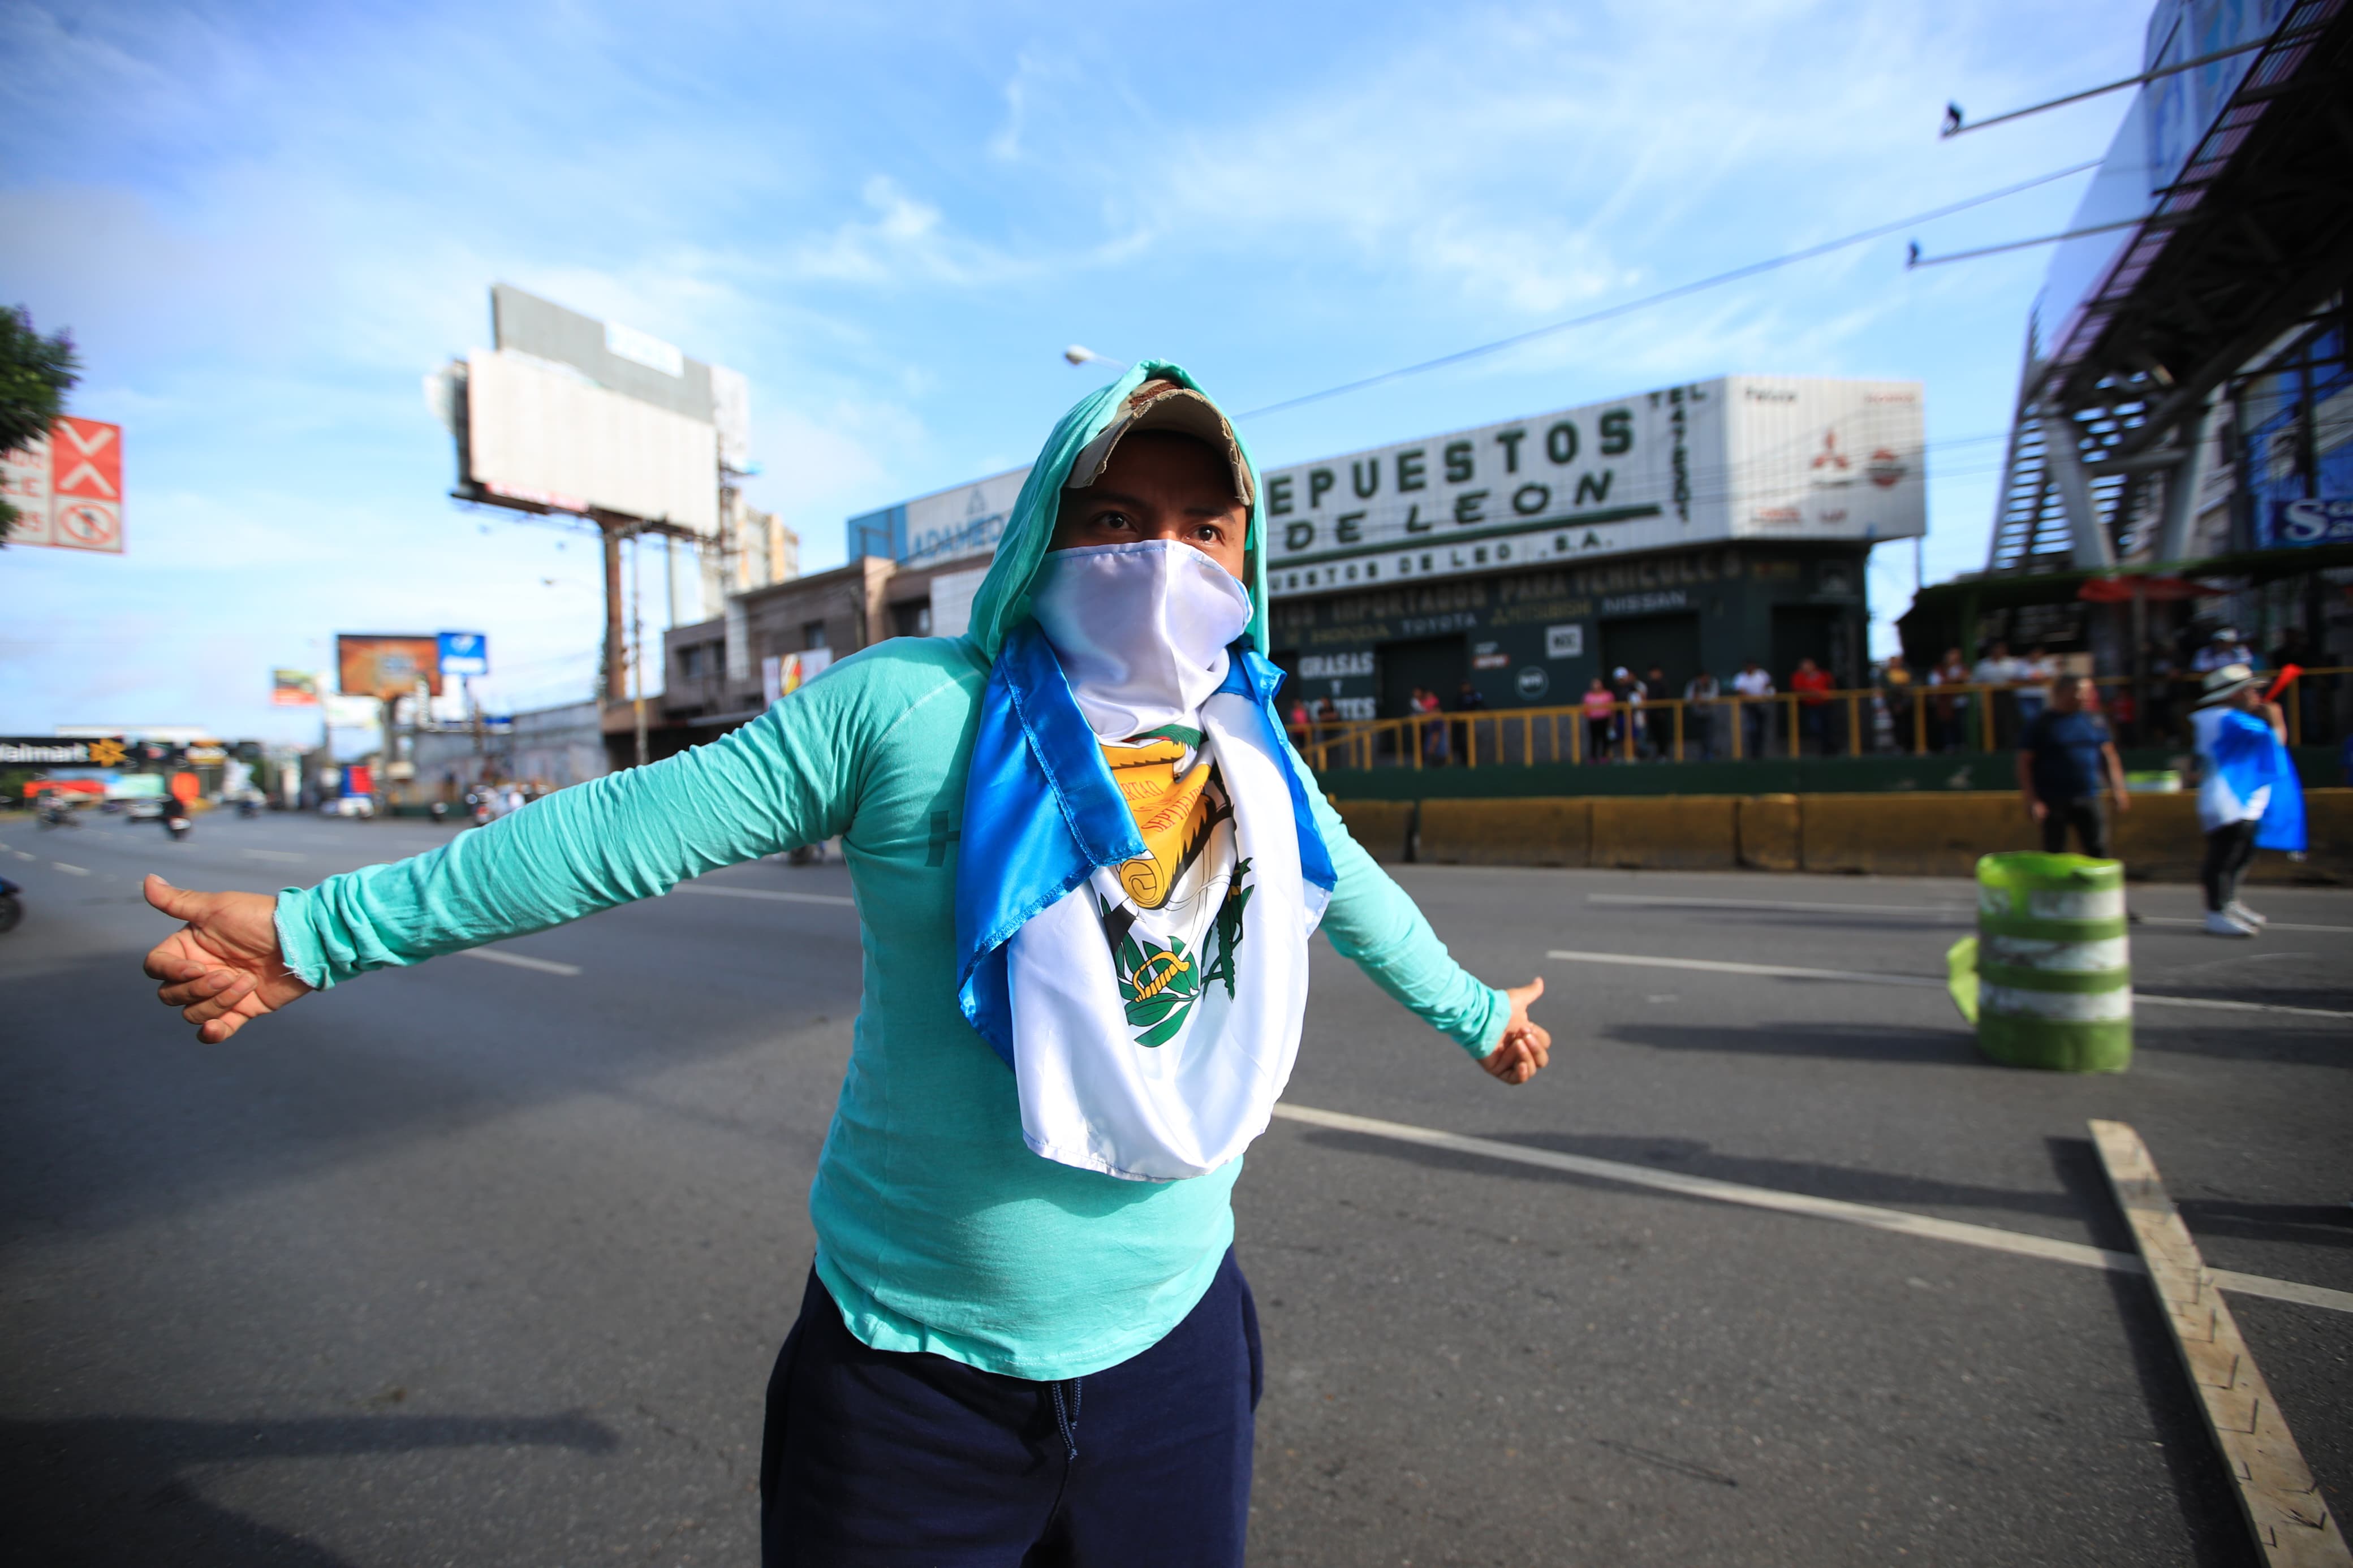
466;348;718;535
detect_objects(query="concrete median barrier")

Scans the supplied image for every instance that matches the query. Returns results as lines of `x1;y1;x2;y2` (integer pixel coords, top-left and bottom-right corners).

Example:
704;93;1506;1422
1738;794;1800;871
1800;792;2040;878
1334;786;2348;881
1590;796;1739;870
1418;798;1591;866
1333;798;1415;863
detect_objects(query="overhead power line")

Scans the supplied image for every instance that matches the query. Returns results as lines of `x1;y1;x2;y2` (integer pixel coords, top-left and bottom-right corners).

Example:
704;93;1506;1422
1235;160;2101;422
1939;24;2325;138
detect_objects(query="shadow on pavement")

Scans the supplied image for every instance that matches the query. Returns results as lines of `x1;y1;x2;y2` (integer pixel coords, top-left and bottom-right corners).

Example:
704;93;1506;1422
1297;1125;2088;1224
1599;1020;1976;1065
0;1410;618;1567
2175;1199;2353;1250
0;937;843;1242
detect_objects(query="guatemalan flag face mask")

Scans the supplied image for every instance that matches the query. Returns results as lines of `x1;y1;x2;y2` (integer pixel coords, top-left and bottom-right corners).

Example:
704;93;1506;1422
975;540;1333;1182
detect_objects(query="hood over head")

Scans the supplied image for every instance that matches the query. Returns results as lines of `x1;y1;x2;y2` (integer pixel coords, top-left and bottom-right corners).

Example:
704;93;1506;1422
964;360;1269;662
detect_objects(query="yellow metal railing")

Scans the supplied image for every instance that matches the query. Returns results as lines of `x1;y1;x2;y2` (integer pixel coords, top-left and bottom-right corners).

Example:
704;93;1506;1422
1291;668;2346;772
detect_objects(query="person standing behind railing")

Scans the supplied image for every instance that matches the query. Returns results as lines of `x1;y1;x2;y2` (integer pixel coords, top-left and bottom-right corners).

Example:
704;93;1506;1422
1928;649;1971;752
2015;644;2056;727
1581;677;1616;764
1790;656;1833;755
1416;687;1450;766
1453;680;1484;763
1973;640;2023;748
1732;658;1774;759
1878;654;1915;753
1683;670;1722;761
1643;664;1673;760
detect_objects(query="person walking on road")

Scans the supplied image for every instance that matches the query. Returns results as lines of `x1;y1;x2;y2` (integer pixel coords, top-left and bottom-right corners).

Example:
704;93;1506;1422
2016;673;2130;857
2189;662;2306;938
137;366;1551;1568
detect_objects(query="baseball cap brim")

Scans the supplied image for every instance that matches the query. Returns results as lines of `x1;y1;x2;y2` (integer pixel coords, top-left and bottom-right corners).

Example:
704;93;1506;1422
1064;383;1255;509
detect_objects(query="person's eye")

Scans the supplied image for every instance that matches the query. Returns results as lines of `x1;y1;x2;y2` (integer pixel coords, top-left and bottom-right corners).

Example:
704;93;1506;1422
1091;509;1137;533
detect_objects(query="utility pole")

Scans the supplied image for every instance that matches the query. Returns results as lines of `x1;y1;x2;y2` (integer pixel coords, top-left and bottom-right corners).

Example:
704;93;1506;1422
599;513;629;706
631;532;649;768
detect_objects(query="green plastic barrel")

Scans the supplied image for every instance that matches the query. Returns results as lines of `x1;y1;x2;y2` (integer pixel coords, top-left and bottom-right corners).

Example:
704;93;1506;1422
1968;852;2132;1072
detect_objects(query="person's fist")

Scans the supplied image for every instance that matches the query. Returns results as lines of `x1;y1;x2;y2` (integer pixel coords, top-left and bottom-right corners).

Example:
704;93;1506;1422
142;874;313;1043
1480;977;1552;1086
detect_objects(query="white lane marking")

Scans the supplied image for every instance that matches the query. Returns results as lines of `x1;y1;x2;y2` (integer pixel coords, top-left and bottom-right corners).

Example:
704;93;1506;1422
51;862;90;876
1589;893;1970;918
1270;1103;2353;1317
2138;915;2353;935
15;849;38;861
1585;892;2353;936
1549;948;1944;989
1545;949;2353;1021
675;884;856;908
458;948;583;977
242;849;307;863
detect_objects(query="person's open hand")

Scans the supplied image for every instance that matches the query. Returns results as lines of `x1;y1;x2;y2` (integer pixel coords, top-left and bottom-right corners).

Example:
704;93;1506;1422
1480;977;1552;1085
143;875;313;1042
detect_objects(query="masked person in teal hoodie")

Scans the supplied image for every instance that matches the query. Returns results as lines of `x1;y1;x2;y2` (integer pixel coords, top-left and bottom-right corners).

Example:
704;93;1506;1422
143;364;1553;1567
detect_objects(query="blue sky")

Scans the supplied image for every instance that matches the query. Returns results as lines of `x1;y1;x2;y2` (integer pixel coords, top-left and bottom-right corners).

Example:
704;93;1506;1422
1;0;2150;740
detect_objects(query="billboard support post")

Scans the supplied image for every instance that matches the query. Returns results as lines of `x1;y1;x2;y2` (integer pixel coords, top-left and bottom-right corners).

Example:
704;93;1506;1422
631;532;650;770
598;513;630;706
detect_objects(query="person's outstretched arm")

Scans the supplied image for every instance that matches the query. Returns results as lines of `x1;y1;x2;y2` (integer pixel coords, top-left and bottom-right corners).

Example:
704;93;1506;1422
145;653;893;1042
1291;751;1551;1085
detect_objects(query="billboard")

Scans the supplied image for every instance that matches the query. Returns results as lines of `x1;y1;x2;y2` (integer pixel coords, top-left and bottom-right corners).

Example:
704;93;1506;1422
272;669;321;707
465;348;719;534
446;284;743;537
1261;376;1924;598
3;416;124;553
337;634;443;698
437;631;489;677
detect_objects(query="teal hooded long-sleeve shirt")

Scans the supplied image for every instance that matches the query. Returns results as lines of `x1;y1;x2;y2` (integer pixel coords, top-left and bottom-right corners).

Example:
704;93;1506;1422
275;363;1509;1379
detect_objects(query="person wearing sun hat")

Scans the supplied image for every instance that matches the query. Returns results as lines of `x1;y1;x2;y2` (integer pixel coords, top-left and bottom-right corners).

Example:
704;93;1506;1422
2188;661;2304;936
136;363;1554;1566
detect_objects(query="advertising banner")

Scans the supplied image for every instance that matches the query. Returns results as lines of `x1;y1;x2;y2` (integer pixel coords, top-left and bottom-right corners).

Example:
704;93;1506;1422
760;648;836;707
0;735;130;767
272;669;321;707
2265;496;2353;550
3;416;124;553
321;693;381;729
337;634;443;698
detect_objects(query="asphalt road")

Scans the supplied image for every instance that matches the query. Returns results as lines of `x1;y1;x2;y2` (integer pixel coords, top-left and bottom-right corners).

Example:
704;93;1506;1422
3;806;2347;1566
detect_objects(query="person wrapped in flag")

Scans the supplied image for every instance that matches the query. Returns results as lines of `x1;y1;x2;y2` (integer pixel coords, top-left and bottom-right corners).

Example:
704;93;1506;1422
137;362;1553;1567
2189;661;2306;938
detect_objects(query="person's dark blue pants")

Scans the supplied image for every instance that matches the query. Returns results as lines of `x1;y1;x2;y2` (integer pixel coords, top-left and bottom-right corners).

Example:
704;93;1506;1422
760;1249;1262;1567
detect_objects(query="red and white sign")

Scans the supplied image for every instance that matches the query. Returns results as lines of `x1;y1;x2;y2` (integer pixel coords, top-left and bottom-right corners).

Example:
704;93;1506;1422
3;416;124;554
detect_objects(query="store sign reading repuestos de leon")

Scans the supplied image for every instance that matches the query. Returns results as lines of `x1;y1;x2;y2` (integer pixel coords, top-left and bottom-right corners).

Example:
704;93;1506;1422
1260;375;1924;600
